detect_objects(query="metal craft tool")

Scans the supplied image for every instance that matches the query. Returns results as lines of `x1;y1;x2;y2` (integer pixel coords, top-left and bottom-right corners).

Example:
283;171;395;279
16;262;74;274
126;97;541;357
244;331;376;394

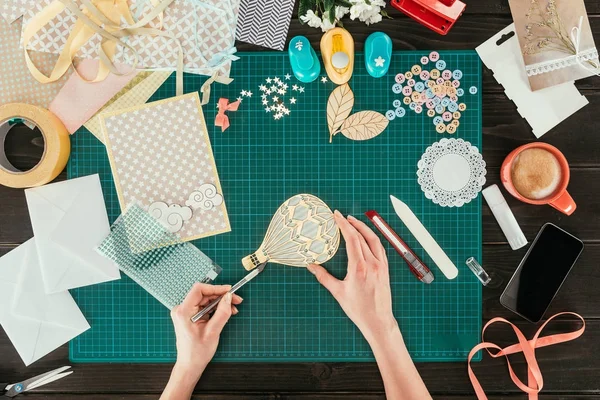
1;366;72;397
390;195;459;279
365;210;434;284
191;262;266;323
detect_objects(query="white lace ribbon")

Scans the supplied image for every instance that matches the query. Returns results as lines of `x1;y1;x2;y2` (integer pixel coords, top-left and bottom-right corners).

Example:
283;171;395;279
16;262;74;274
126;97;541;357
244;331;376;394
525;16;600;77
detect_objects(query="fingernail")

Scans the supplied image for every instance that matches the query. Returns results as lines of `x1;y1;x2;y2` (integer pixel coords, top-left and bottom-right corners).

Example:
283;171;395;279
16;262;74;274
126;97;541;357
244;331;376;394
224;292;232;304
307;264;316;275
236;295;243;302
347;215;355;221
334;210;342;218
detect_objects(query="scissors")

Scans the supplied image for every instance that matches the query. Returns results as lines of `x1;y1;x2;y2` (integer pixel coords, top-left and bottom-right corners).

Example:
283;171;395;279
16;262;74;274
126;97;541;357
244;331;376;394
191;262;266;323
2;366;72;397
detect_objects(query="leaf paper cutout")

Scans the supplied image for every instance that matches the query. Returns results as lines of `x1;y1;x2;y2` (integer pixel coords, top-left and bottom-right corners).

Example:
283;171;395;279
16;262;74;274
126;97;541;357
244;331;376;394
327;83;354;142
339;111;389;141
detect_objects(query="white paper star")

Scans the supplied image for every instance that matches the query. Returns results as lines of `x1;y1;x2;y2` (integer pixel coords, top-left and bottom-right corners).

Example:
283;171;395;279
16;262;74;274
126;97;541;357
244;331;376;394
237;96;243;102
266;77;272;83
277;89;286;95
272;96;279;102
321;77;328;83
284;108;290;115
265;107;271;112
374;56;386;67
299;87;305;93
262;99;268;105
285;74;291;80
240;90;248;96
292;84;299;91
261;94;267;99
246;91;253;97
274;77;281;84
290;97;297;104
265;89;272;95
259;84;267;91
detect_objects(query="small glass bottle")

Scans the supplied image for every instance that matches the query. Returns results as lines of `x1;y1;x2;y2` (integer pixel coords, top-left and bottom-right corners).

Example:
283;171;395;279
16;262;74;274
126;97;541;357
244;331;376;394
465;257;491;286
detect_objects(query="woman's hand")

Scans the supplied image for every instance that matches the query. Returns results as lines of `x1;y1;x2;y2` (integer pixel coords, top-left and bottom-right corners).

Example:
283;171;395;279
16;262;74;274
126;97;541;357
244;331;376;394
307;211;399;344
170;283;243;376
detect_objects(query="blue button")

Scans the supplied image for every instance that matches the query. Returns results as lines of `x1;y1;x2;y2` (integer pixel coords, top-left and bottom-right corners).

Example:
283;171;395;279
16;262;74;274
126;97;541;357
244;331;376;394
435;60;446;70
393;99;401;108
385;110;396;120
392;84;402;94
469;86;478;94
457;88;464;96
435;104;444;113
425;88;434;98
395;107;406;117
409;102;417;110
414;82;425;92
441;98;450;107
433;116;443;125
452;70;463;80
448;102;459;112
433;97;441;106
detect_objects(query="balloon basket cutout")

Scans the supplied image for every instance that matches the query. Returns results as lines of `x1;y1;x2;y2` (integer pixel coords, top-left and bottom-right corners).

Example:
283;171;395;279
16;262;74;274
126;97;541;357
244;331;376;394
241;194;341;271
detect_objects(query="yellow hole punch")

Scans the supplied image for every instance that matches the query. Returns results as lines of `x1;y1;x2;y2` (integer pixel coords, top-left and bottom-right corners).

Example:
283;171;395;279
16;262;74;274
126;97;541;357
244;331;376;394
320;28;354;85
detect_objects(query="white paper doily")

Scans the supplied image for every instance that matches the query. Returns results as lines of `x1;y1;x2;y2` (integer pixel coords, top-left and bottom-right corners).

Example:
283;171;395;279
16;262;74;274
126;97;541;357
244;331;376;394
417;138;486;207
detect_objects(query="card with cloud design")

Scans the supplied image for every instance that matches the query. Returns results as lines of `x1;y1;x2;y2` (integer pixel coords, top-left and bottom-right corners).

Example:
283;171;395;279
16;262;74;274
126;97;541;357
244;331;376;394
99;92;230;241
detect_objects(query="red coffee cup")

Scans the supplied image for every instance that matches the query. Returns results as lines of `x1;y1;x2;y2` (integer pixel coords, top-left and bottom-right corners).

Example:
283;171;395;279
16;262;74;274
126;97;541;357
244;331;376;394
501;142;576;215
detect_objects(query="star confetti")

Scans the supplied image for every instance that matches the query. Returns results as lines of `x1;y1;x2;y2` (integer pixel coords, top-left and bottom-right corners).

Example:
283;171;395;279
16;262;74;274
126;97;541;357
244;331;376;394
255;73;308;120
321;77;328;83
266;77;272;83
240;90;248;96
290;97;296;104
298;87;305;93
259;84;267;91
246;91;253;97
285;74;291;80
292;84;298;91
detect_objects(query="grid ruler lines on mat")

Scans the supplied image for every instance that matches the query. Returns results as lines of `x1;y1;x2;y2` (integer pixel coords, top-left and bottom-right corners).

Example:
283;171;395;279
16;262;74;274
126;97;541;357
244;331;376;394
68;51;482;362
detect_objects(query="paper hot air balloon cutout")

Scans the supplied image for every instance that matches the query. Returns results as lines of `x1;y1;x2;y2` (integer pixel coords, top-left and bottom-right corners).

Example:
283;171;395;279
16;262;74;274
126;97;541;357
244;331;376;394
241;194;341;271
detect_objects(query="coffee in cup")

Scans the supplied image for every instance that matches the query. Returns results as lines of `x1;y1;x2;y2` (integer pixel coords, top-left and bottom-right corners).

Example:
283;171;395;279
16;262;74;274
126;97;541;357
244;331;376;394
501;142;576;215
511;148;562;200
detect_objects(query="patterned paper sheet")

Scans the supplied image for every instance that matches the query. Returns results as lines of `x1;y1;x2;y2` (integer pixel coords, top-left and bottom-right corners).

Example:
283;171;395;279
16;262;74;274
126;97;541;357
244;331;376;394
0;0;36;23
21;0;239;76
100;92;231;241
84;70;171;143
0;18;71;108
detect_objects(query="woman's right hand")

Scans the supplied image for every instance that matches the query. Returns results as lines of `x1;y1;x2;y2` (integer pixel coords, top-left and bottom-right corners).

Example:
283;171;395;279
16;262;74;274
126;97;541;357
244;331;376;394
307;211;400;344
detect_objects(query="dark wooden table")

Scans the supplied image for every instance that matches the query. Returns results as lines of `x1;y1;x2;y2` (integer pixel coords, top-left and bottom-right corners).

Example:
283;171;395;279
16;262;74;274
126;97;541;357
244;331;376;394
2;1;599;398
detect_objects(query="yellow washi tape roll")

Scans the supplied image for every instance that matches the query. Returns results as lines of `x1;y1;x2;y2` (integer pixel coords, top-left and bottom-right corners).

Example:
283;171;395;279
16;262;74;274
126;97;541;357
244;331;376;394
0;103;70;188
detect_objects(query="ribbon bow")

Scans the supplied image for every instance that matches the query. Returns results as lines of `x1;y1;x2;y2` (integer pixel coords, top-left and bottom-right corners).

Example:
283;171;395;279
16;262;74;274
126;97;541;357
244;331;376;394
468;312;585;400
570;16;600;76
215;98;240;132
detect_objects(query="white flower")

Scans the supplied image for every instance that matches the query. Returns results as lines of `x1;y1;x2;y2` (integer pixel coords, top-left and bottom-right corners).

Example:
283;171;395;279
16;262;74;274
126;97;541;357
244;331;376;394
321;17;336;31
363;10;382;25
349;2;371;20
300;9;323;29
335;6;350;20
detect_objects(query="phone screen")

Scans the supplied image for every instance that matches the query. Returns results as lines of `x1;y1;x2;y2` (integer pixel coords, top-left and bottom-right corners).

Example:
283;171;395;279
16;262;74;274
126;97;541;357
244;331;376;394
501;224;584;322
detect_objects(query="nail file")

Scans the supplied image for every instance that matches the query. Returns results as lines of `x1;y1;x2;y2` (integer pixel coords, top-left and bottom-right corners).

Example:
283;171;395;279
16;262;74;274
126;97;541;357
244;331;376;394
390;195;459;279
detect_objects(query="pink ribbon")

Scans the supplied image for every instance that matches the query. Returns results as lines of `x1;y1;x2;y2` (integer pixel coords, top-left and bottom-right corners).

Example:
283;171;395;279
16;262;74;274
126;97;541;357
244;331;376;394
468;312;585;400
215;98;240;132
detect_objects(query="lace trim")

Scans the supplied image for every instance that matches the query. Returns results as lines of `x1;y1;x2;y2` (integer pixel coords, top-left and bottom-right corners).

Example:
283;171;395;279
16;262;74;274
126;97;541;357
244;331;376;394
525;47;599;76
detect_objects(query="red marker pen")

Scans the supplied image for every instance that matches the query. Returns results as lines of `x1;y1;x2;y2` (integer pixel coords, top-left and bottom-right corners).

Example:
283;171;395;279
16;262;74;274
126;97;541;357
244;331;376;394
365;210;434;284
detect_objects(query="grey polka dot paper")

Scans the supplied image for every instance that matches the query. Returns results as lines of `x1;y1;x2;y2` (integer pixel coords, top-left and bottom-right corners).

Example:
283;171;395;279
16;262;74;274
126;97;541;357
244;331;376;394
100;92;231;242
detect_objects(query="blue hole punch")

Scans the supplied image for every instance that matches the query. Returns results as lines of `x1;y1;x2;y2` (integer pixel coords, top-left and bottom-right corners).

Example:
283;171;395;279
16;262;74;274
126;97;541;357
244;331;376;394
365;32;392;78
288;36;320;83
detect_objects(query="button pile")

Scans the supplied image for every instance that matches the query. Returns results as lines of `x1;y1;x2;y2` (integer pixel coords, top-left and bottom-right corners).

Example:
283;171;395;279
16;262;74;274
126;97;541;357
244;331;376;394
386;51;478;135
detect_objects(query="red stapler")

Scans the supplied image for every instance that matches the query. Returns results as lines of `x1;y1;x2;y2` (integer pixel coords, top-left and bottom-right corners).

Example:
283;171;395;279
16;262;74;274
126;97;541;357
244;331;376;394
390;0;465;35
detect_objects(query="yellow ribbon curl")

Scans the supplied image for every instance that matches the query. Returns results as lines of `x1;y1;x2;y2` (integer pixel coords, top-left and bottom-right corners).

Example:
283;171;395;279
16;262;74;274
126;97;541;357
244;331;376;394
23;0;184;95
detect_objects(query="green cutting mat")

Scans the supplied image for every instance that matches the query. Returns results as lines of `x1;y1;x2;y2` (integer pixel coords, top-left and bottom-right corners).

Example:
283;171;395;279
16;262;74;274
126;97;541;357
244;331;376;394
68;51;482;362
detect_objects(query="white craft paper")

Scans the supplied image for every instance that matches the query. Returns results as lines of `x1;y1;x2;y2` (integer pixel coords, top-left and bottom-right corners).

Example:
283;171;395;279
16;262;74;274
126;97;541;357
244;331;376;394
0;240;90;366
476;24;589;138
25;174;121;294
21;0;240;76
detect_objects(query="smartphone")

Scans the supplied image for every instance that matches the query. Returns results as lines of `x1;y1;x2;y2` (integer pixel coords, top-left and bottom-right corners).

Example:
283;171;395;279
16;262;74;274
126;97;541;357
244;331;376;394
500;223;584;323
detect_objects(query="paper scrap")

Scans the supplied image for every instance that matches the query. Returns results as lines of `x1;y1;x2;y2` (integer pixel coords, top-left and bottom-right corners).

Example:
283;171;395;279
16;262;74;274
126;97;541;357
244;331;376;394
0;18;71;108
236;0;295;51
84;70;171;142
49;59;141;134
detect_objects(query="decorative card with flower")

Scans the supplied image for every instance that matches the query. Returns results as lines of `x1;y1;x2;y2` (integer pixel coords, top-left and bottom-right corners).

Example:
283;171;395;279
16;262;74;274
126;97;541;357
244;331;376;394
509;0;599;91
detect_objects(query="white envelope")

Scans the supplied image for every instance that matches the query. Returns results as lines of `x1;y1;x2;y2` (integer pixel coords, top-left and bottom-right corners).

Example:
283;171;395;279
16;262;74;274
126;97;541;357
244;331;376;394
25;174;120;293
0;239;90;366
